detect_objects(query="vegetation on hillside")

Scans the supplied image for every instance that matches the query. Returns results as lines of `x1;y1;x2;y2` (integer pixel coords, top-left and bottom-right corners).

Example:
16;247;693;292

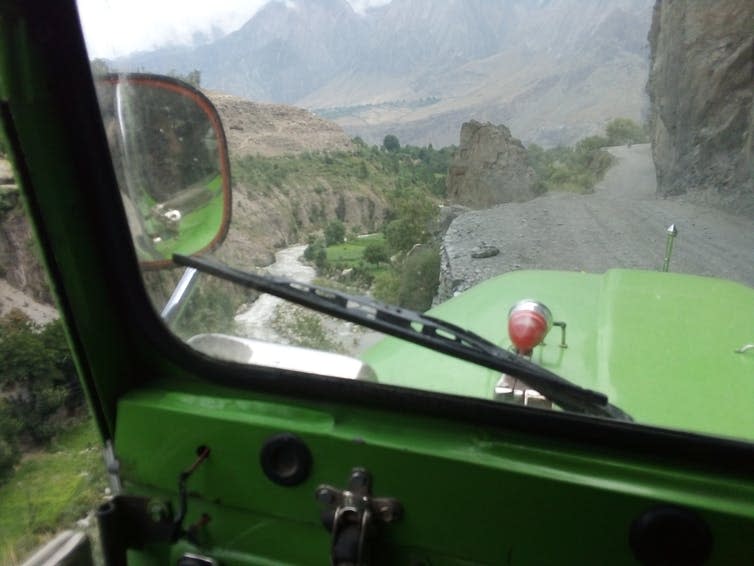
527;118;644;194
284;137;449;311
0;312;87;480
0;420;107;564
232;138;452;201
0;312;105;563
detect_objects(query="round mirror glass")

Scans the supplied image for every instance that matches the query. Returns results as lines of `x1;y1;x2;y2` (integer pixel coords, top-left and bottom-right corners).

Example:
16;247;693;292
96;74;231;267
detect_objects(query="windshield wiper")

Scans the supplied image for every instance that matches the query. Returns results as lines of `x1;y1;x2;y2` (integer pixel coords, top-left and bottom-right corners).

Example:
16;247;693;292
174;254;631;421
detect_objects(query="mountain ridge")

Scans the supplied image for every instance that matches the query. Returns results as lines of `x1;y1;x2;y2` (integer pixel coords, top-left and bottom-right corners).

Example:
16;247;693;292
114;0;654;147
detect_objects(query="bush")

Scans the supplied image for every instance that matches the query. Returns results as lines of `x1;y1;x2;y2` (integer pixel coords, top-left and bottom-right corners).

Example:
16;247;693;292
324;220;345;246
0;436;18;481
605;118;647;146
372;270;401;304
576;135;609;152
383;134;400;152
527;137;614;195
0;312;83;446
304;239;329;271
398;247;441;311
384;187;436;253
0;401;20;481
363;241;389;264
172;279;238;340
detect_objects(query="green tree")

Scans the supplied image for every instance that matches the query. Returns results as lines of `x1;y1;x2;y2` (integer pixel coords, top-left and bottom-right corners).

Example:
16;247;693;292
185;69;202;88
0;400;20;481
168;69;202;88
304;239;329;270
605;118;646;146
363;241;389;264
0;312;81;445
383;134;400;153
576;135;609;153
398;246;441;311
385;218;415;253
384;187;435;253
324;220;346;246
372;270;401;304
357;160;369;179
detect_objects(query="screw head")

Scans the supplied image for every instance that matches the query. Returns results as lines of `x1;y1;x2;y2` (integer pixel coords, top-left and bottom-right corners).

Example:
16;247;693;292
147;500;170;523
316;487;335;505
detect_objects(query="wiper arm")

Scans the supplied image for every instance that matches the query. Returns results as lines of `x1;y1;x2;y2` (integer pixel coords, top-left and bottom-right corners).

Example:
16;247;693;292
174;254;631;421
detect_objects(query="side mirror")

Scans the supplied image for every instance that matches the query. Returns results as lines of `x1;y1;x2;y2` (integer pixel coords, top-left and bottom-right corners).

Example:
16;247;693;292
95;74;231;268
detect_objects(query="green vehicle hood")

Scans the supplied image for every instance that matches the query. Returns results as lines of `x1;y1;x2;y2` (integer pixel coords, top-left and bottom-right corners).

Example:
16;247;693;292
362;270;754;441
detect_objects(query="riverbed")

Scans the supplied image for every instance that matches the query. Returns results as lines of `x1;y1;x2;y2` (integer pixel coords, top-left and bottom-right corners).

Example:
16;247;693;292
233;243;383;355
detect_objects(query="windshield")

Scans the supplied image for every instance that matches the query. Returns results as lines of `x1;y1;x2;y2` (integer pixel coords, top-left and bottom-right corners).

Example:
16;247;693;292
77;1;754;440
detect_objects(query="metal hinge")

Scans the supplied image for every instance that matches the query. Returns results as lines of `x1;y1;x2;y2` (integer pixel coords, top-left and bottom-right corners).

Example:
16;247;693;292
316;468;403;566
103;440;122;495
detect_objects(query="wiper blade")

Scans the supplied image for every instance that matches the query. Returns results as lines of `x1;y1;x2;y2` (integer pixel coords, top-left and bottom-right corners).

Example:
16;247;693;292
175;254;631;421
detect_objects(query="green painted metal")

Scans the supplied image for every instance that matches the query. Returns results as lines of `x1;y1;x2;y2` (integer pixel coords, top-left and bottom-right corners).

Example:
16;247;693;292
363;269;754;441
114;378;754;564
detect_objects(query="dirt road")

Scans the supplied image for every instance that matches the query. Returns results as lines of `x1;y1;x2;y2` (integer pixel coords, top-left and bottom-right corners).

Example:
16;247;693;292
440;144;754;298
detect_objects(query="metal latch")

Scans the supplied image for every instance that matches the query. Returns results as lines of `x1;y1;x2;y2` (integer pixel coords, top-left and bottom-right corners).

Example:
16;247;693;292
315;468;403;566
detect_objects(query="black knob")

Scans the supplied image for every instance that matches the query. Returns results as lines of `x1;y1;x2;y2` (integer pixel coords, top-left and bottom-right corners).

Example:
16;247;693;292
629;505;712;565
260;433;312;486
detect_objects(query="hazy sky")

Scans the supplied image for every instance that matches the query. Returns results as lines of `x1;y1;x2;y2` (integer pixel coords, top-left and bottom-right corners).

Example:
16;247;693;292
77;0;392;59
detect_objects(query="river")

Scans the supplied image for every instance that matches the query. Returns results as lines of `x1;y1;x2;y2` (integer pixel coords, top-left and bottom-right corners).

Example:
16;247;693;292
233;243;382;354
234;244;313;342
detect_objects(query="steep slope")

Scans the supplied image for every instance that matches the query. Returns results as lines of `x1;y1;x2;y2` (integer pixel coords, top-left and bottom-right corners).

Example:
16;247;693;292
207;92;353;157
0;159;57;321
121;0;364;103
647;1;754;216
302;0;655;146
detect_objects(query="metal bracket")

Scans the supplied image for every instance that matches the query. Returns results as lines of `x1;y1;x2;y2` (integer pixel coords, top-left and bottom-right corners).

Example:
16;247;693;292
103;440;122;495
97;495;176;566
315;468;403;566
552;321;568;348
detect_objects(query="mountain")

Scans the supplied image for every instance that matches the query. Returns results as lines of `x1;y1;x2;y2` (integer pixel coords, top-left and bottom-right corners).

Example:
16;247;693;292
115;0;654;147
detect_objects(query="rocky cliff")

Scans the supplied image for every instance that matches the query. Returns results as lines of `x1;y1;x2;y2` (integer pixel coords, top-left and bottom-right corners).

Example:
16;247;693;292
0;163;49;305
446;121;537;209
0;93;384;311
207;92;353;158
647;1;754;216
207;93;384;268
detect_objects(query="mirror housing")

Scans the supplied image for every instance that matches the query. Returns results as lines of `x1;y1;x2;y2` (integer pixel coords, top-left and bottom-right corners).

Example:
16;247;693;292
95;74;231;269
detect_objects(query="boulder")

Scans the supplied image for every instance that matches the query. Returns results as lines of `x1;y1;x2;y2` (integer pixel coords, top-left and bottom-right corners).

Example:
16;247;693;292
446;120;538;209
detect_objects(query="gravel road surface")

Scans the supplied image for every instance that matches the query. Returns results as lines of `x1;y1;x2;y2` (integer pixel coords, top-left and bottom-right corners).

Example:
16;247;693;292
440;144;754;299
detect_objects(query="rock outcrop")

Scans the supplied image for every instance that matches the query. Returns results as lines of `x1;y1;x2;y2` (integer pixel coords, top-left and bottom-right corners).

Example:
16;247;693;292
0;158;54;316
446;121;537;209
647;1;754;216
208;92;353;158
